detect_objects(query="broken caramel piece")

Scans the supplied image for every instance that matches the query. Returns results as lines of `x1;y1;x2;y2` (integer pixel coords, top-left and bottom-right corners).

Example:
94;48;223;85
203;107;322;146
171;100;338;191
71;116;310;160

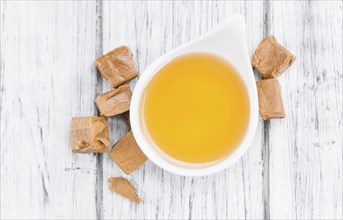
70;116;110;153
109;131;147;174
109;177;141;204
252;36;296;78
257;79;285;120
95;84;132;117
94;46;138;88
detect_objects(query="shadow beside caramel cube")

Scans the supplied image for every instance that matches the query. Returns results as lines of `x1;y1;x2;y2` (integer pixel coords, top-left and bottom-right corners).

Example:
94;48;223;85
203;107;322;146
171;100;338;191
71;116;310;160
252;36;296;120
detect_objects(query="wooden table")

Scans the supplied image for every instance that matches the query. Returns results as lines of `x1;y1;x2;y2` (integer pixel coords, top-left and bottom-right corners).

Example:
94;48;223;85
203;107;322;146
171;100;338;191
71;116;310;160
0;1;342;219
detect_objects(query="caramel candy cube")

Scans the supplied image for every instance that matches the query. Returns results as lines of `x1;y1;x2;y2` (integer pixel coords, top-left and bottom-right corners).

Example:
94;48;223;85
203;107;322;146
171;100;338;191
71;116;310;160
95;84;132;117
70;116;110;153
252;36;296;78
109;131;148;174
257;79;285;120
94;46;138;88
109;177;141;204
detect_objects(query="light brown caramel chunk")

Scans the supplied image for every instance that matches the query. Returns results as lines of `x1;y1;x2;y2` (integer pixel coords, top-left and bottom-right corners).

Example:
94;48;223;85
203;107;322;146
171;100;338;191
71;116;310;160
94;46;138;88
108;177;141;204
70;116;110;153
109;131;148;174
257;79;285;120
252;36;296;79
95;84;132;117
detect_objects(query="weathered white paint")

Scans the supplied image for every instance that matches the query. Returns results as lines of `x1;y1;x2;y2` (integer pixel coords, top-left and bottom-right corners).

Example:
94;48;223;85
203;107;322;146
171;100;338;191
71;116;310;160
0;1;99;219
0;1;341;219
268;1;343;219
101;1;266;219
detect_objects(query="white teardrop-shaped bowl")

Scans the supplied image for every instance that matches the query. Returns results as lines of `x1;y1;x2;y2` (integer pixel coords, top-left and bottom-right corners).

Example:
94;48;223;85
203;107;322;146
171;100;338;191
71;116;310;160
130;15;258;176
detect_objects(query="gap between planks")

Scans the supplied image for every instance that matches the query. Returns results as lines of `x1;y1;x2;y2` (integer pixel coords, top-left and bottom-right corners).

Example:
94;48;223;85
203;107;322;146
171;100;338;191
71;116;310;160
95;0;104;219
262;0;271;219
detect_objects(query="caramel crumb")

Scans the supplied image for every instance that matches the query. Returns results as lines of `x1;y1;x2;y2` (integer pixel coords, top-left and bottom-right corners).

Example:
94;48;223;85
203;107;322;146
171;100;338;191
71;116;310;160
70;116;110;153
109;177;141;204
95;84;132;117
257;79;285;120
252;36;296;79
109;131;148;174
94;46;138;88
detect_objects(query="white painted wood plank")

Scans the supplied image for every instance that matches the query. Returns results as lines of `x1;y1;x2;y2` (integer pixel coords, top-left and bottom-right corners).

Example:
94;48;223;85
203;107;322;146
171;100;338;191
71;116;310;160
101;2;266;219
1;1;340;219
0;1;99;218
268;1;343;219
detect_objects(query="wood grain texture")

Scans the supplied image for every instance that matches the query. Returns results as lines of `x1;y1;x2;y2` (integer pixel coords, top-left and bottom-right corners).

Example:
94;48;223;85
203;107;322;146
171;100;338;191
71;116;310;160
0;1;99;219
0;1;342;219
101;1;265;219
267;1;343;219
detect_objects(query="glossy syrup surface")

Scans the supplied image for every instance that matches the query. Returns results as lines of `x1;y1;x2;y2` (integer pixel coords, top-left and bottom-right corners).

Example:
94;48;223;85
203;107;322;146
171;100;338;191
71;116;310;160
143;53;250;163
